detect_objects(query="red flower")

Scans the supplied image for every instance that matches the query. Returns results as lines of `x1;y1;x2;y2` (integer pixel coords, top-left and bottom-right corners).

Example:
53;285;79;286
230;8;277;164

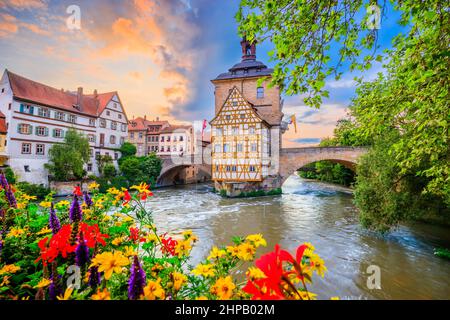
243;244;309;300
35;225;76;265
129;227;140;242
160;234;177;256
80;223;109;248
73;186;83;196
123;190;132;205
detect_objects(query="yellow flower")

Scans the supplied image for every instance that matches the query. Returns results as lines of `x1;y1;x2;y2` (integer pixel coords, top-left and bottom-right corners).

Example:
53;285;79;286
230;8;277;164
90;251;130;280
6;227;25;238
107;187;120;195
55;200;70;208
102;215;112;222
111;236;125;246
39;201;52;208
130;182;150;194
196;296;208;300
192;264;215;278
146;233;158;244
297;291;317;300
246;267;266;280
310;254;327;277
245;234;267;248
210;276;235;300
34;278;52;288
207;246;226;260
1;276;10;287
88;182;100;190
331;296;340;300
57;287;74;300
92;288;111;300
17;203;26;209
226;245;240;257
0;264;21;275
22;194;37;201
237;242;256;261
172;272;187;291
36;227;52;235
174;240;192;258
143;279;165;300
123;246;137;257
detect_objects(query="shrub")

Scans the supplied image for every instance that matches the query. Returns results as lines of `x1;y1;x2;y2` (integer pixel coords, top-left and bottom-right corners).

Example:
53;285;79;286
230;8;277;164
16;181;51;200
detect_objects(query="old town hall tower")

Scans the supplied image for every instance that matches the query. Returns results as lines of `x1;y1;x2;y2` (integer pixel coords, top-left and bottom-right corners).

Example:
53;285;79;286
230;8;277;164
210;37;284;197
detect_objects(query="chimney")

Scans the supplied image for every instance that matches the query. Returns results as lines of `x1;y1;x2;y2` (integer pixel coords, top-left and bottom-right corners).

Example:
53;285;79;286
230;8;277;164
144;115;147;121
93;89;98;98
61;88;64;92
77;87;83;109
156;117;159;121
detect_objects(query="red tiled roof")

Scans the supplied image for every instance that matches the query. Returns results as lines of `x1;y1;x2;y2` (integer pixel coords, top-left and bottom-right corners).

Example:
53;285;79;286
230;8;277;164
128;117;170;133
6;70;122;118
0;111;7;134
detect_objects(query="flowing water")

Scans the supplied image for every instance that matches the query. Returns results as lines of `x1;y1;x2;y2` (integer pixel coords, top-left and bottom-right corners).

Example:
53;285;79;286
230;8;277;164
144;174;450;300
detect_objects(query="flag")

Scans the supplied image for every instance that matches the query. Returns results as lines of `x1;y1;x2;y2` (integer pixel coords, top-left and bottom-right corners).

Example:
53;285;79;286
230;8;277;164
201;119;207;139
290;114;297;133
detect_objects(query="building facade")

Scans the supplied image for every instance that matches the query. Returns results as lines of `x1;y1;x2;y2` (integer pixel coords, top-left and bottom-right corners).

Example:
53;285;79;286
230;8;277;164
210;38;284;196
157;124;195;157
0;69;129;185
127;117;169;156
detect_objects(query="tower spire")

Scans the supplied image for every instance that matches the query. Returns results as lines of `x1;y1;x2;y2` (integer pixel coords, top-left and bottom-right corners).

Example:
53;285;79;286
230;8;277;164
240;36;256;61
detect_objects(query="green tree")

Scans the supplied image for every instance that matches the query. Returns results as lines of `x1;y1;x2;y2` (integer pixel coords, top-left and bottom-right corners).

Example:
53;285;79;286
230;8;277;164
138;154;162;186
45;129;90;181
103;164;117;179
236;1;447;108
96;154;113;176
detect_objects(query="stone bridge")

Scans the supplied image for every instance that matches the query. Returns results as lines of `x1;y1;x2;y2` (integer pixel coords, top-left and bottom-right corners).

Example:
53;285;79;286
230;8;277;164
279;146;367;185
157;154;211;187
157;147;367;187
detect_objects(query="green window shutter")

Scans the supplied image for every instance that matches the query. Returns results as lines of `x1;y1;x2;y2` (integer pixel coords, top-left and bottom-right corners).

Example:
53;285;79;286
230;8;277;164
28;125;33;134
35;126;39;135
19;104;24;113
17;124;21;133
45;128;49;136
52;129;56;137
29;106;34;114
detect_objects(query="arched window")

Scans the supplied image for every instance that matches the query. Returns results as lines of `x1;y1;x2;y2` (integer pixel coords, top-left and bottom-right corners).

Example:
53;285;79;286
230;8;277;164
257;87;264;99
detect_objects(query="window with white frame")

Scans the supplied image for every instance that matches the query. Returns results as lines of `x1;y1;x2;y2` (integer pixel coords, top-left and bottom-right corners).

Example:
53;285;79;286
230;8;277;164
38;107;50;117
121;123;127;132
55;111;65;121
110;135;116;144
36;144;45;155
250;143;258;152
89;118;96;126
88;134;96;143
100;119;106;128
237;143;243;152
21;143;31;154
18;124;32;135
249;126;255;134
36;126;48;136
111;121;117;130
68;114;76;123
214;144;221;153
53;128;64;138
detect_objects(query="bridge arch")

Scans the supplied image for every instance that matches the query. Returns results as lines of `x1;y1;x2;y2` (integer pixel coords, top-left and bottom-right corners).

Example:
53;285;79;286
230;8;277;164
157;162;211;187
279;147;367;185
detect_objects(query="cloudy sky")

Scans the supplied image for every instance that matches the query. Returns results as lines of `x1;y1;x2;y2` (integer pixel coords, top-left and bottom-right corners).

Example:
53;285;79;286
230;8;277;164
0;0;403;147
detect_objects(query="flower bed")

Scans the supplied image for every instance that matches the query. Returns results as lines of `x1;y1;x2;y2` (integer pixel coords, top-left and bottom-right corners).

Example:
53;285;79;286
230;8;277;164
0;174;329;300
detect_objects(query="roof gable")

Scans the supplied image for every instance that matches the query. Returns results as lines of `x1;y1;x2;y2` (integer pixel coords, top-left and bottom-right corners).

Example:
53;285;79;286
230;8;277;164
210;86;265;126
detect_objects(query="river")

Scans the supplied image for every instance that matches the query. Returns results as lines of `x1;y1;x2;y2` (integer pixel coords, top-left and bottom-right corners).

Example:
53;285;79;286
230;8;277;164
144;174;450;300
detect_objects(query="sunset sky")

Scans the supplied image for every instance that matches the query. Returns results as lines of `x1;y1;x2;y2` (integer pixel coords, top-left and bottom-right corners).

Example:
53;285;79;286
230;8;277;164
0;0;403;147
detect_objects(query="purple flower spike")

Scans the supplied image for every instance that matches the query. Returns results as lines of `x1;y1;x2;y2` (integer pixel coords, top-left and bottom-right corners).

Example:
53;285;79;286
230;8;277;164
69;195;82;223
75;232;90;267
128;256;146;300
83;191;93;208
49;203;61;234
88;266;101;288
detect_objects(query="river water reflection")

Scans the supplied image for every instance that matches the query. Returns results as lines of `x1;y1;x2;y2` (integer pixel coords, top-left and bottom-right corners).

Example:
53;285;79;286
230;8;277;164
144;174;450;300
